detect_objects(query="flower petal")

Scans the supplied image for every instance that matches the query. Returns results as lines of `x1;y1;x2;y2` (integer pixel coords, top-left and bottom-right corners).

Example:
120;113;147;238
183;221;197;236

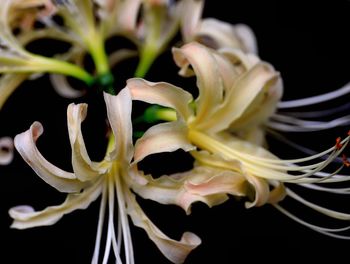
244;173;270;208
127;191;201;264
67;103;109;181
9;178;103;229
0;137;14;165
127;78;194;121
133;121;195;164
180;0;204;42
14;121;88;193
197;19;257;53
172;42;223;124
132;164;247;214
202;62;280;133
104;88;134;163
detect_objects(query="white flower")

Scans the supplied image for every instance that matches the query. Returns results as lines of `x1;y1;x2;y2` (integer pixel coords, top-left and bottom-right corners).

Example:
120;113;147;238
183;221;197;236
9;87;201;264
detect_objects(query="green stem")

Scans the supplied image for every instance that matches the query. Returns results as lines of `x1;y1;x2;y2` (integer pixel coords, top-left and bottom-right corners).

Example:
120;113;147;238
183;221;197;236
33;55;94;85
134;44;158;78
88;30;110;76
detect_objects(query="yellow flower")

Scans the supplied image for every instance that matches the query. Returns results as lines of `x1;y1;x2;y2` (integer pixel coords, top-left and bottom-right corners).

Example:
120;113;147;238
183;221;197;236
128;42;350;238
9;88;200;264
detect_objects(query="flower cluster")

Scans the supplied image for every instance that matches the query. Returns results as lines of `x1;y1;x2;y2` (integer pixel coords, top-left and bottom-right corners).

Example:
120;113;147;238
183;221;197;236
1;0;350;263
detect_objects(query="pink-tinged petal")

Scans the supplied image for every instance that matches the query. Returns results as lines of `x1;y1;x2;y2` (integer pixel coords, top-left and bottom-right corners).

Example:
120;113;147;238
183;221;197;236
131;165;247;214
134;121;195;164
67;103;109;181
0;74;27;110
180;0;204;42
0;137;14;165
14;122;88;193
104;88;133;162
9;178;103;229
172;42;223;124
202;62;280;133
116;0;142;33
127;191;201;264
128;78;193;121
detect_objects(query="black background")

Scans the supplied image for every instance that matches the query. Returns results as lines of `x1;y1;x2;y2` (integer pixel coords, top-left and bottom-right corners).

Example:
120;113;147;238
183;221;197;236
1;0;350;263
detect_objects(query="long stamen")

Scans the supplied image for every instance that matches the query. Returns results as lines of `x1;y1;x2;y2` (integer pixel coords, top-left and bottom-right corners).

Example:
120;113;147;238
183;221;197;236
189;129;350;183
92;180;108;264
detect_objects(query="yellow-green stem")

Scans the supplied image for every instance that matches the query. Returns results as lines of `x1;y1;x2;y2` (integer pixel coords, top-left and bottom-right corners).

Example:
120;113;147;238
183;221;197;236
33;55;94;85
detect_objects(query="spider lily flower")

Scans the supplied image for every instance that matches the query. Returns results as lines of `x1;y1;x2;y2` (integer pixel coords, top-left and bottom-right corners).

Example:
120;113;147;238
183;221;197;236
0;137;13;165
9;87;201;264
128;42;350;239
180;0;257;53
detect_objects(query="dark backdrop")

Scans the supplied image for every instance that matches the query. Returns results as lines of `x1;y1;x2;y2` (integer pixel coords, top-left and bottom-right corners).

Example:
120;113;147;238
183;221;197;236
1;1;350;263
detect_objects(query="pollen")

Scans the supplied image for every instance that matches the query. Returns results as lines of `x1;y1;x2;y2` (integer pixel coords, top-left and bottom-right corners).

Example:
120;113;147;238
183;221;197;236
336;137;343;150
342;154;350;167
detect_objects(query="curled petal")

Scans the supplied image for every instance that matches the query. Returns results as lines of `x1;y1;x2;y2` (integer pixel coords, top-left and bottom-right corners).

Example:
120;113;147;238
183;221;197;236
127;192;201;263
14;122;88;193
108;49;138;68
67;103;109;181
50;74;85;98
9;178;103;229
172;42;223;124
133;121;195;164
128;78;194;121
0;137;14;165
268;181;286;204
104;88;133;162
245;173;270;208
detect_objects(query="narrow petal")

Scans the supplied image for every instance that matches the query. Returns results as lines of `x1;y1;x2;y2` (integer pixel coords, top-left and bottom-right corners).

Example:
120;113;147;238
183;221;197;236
180;0;204;42
9;178;103;229
14;122;87;193
67;103;109;181
133;121;195;164
127;78;194;121
127;191;201;264
50;74;85;98
0;137;14;165
172;43;223;124
104;88;133;162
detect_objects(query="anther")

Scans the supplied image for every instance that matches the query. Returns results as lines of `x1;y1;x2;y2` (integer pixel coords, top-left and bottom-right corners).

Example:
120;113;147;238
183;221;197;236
336;137;343;150
342;154;350;167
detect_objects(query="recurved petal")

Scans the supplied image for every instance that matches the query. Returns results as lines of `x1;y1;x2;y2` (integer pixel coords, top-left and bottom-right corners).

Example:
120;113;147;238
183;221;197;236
67;103;109;181
0;137;14;165
245;173;270;208
127;192;201;264
104;88;133;162
14;121;88;193
172;42;223;123
128;78;194;121
202;62;279;133
9;178;103;229
133;121;195;164
50;74;85;98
